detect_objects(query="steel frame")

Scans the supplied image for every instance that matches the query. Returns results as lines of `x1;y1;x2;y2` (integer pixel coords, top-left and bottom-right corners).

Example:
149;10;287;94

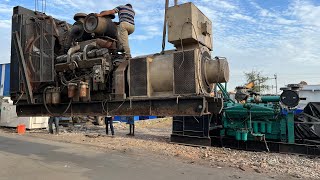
210;136;320;156
170;135;320;156
16;96;223;117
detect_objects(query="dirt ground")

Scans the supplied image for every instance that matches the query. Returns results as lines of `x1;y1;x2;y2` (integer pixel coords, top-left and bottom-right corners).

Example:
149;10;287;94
1;118;319;179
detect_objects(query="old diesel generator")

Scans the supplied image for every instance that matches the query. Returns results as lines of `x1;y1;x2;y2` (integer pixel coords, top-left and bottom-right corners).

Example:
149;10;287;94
215;86;300;145
172;84;320;155
10;2;229;117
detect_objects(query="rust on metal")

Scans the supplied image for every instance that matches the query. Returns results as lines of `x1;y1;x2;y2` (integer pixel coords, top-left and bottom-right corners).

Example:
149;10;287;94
114;60;128;100
96;38;114;49
16;96;222;117
68;83;77;98
79;82;88;98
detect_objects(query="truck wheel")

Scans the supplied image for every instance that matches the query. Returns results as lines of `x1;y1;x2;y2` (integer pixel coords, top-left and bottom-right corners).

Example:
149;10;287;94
96;116;105;126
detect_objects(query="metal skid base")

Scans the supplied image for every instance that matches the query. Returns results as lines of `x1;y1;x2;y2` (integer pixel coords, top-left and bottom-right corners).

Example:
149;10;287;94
210;136;320;156
171;115;212;146
170;134;211;146
170;114;320;156
170;134;320;156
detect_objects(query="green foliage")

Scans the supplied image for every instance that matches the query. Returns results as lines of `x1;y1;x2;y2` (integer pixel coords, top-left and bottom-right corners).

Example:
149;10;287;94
244;70;270;93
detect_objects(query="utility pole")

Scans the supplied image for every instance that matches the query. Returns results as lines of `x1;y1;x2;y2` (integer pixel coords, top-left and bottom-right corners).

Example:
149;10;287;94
257;74;261;93
274;74;278;95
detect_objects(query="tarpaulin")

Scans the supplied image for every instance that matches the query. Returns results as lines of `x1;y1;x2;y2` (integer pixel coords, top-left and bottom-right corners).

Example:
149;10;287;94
295;102;320;141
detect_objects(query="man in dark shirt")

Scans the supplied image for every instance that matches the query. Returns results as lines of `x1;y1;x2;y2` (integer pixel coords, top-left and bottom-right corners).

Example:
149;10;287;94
98;4;135;59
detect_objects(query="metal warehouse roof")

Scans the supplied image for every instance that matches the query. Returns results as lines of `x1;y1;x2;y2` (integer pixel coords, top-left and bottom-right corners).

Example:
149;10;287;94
300;85;320;91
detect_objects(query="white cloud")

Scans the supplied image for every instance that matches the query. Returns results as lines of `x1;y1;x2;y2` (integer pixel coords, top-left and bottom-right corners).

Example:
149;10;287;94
275;17;296;25
217;0;237;10
200;0;237;10
130;25;163;40
0;4;12;13
196;0;320;90
260;9;276;18
290;0;320;27
130;35;153;41
230;13;256;23
49;0;82;9
0;19;11;28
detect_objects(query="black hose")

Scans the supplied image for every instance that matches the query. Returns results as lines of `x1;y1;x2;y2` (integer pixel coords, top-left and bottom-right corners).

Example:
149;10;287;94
43;86;72;115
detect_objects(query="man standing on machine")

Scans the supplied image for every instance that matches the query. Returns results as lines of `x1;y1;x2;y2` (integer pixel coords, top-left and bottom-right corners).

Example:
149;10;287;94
97;4;135;59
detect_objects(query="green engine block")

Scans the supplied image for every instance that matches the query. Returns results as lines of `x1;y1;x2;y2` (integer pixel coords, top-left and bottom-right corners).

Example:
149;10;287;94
220;96;295;144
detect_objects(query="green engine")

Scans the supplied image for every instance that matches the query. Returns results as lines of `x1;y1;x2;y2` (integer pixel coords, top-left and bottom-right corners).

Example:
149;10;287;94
221;96;295;143
219;85;300;144
171;84;320;155
171;84;301;146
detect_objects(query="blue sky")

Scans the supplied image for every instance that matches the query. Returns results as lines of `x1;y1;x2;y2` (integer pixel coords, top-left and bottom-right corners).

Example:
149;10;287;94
0;0;319;92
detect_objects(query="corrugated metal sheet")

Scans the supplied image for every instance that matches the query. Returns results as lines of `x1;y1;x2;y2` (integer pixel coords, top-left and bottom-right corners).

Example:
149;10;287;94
298;85;320;109
0;63;10;97
300;85;320;91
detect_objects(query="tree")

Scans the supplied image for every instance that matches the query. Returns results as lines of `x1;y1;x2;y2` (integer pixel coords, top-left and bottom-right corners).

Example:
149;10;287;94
299;81;308;86
244;70;270;93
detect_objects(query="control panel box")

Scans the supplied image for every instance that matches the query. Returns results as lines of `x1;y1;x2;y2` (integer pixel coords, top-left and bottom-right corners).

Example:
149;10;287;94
167;2;213;50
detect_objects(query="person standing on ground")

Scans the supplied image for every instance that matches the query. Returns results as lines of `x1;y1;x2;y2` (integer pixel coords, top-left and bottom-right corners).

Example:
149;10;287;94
127;116;135;136
105;116;115;136
48;117;60;134
97;4;135;59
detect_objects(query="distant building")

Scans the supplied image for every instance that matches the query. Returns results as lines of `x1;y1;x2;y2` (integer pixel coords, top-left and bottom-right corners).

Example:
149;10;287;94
0;63;10;97
298;85;320;109
229;91;236;101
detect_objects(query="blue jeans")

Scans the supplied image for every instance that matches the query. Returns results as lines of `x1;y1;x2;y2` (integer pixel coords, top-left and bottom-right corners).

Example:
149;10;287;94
105;117;114;135
48;117;59;134
127;117;135;135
